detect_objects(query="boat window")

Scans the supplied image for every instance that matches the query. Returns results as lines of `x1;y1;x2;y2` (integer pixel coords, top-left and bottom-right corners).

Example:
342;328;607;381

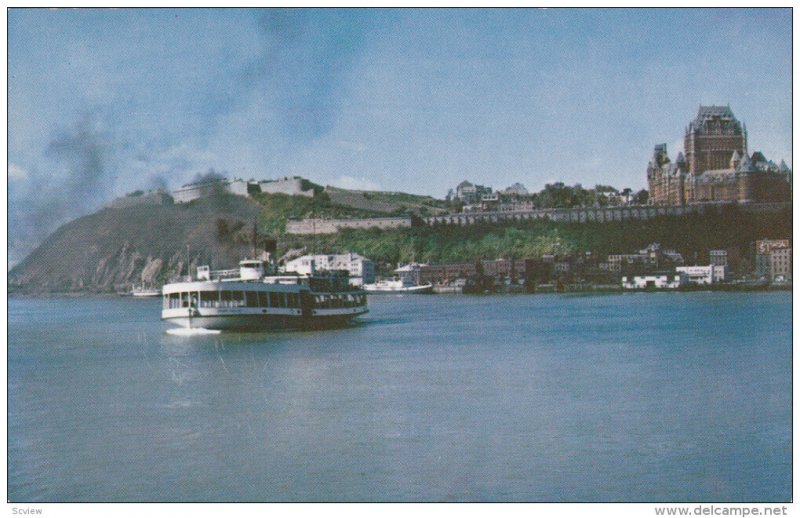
259;292;268;308
269;291;286;308
246;291;259;307
220;291;233;307
231;291;244;307
287;293;299;308
167;292;181;309
199;291;219;308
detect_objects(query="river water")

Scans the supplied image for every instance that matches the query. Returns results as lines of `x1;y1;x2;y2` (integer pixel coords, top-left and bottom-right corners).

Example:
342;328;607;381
8;292;791;502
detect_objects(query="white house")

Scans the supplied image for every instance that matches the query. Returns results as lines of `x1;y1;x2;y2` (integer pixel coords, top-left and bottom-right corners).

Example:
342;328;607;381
283;253;375;286
622;273;688;290
675;265;727;285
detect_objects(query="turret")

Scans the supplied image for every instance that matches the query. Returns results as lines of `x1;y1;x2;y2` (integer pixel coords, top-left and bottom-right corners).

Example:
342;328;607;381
730;150;741;169
737;152;753;173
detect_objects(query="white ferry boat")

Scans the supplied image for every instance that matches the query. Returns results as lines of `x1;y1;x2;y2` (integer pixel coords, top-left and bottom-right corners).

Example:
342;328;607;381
132;285;161;297
161;259;368;331
362;278;434;294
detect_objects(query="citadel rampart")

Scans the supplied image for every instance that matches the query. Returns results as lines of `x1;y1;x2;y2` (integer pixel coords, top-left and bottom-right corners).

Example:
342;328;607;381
173;176;314;203
285;202;790;234
423;202;789;226
286;217;413;235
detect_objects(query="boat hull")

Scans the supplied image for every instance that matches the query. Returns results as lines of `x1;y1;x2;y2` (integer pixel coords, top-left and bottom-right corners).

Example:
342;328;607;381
132;291;161;297
363;284;433;294
162;307;368;331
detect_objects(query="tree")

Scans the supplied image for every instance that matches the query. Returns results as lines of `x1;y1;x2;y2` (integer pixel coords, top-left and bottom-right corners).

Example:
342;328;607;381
633;189;649;205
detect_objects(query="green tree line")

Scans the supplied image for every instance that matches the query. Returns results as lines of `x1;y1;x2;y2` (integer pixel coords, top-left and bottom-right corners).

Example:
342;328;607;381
276;205;790;267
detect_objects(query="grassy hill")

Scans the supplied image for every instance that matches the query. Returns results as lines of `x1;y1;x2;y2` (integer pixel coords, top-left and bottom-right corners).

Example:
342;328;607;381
9;194;261;293
323;186;450;215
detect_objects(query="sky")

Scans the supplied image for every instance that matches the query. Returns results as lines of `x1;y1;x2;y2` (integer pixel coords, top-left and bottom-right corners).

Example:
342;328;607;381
7;8;793;264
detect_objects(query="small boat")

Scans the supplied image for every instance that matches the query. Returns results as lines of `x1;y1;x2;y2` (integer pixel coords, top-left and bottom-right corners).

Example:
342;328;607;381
362;278;434;294
131;285;161;297
161;259;368;331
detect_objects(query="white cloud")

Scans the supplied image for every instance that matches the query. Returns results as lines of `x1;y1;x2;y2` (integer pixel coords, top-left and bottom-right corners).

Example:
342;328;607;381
8;163;29;181
329;175;381;191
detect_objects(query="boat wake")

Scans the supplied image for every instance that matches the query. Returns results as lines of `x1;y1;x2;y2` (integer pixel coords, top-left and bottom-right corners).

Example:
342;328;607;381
166;327;222;336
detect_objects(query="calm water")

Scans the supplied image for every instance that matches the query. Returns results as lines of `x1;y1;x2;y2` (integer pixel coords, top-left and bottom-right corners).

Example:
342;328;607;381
8;292;791;502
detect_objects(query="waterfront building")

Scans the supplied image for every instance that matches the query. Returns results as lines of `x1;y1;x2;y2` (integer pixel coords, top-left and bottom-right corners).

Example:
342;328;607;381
419;262;477;285
418;259;529;285
675;265;726;285
606;254;648;273
755;239;792;282
606;243;683;273
622;273;688;290
283;253;376;286
710;249;728;267
647;106;791;205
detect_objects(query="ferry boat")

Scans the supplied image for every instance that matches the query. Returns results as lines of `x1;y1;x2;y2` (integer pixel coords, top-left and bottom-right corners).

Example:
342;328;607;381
161;259;368;331
362;278;434;294
132;285;161;297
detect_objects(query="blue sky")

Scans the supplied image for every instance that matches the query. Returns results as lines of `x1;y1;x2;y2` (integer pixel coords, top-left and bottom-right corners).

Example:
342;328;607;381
7;8;793;263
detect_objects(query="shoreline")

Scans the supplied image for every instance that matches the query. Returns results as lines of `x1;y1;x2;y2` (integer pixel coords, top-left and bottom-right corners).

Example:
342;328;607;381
8;283;791;298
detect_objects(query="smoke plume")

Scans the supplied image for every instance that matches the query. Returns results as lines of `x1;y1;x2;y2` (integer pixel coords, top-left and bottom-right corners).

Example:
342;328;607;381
9;112;115;266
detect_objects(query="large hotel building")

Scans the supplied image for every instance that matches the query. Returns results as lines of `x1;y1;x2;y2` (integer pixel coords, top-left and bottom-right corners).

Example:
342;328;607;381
647;106;791;205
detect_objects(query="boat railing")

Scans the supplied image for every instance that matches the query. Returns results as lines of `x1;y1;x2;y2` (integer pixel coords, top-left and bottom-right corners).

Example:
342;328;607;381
196;266;240;281
210;269;240;280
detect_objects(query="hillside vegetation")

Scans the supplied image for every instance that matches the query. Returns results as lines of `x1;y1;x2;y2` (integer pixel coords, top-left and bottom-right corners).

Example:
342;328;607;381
9;195;261;293
253;188;448;236
323;186;450;215
278;205;792;267
9;188;449;293
9;188;791;293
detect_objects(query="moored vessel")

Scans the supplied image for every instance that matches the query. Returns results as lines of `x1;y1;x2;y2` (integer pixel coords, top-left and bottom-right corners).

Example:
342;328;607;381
161;259;368;331
363;262;433;294
132;285;161;297
362;278;434;294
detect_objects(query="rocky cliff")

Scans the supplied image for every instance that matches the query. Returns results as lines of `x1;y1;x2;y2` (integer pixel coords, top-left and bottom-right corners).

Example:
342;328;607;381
9;194;263;293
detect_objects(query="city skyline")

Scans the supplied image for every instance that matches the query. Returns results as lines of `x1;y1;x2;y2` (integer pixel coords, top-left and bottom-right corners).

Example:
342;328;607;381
8;8;793;263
